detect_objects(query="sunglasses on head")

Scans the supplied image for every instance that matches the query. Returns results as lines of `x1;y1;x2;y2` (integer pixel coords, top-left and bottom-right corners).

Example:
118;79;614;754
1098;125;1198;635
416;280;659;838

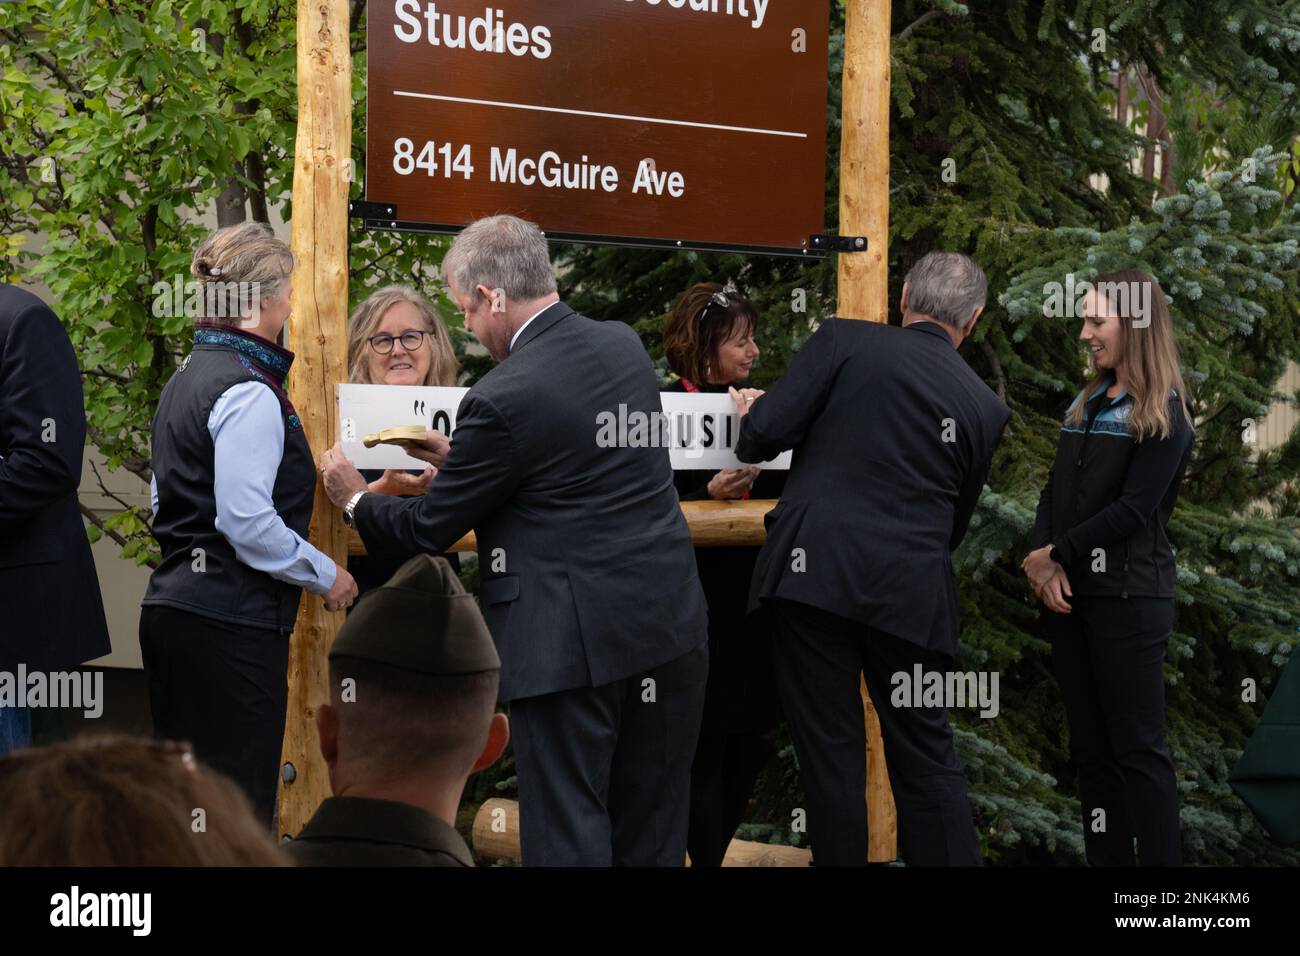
698;290;730;322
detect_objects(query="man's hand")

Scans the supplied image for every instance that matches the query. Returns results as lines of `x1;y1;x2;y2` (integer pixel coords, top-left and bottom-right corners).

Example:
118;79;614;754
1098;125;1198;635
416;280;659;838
728;386;765;420
1035;566;1073;614
707;466;760;500
321;443;368;507
323;564;358;613
404;429;452;469
368;467;436;497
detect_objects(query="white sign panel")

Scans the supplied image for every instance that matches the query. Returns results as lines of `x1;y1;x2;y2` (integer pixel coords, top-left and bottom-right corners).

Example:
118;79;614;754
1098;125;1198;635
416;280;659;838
337;384;467;470
657;392;792;471
337;384;792;471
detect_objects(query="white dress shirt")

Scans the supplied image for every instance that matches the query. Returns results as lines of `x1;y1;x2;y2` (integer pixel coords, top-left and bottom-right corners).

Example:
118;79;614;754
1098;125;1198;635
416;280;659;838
509;302;559;354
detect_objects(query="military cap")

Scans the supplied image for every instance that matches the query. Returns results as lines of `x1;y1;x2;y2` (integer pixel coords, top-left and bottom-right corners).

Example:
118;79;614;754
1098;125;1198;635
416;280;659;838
330;554;500;674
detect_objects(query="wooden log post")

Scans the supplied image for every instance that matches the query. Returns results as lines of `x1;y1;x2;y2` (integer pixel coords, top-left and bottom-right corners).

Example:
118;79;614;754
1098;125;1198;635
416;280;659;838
277;0;352;838
838;0;899;862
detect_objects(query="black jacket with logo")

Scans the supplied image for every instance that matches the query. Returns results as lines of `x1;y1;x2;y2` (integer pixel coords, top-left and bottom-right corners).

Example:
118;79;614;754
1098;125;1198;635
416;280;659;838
1031;379;1194;598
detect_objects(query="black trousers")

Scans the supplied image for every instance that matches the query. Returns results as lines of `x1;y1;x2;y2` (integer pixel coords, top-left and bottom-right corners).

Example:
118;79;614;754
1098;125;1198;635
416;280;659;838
769;599;982;866
1049;595;1181;866
509;642;708;866
139;605;289;827
687;729;777;867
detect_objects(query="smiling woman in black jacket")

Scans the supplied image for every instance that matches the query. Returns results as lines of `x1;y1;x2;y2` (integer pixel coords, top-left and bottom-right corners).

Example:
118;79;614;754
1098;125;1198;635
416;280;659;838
1022;269;1194;866
663;282;785;867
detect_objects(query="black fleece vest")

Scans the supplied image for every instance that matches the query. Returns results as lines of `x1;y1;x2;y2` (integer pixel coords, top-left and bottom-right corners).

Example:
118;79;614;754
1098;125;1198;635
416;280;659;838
143;325;316;631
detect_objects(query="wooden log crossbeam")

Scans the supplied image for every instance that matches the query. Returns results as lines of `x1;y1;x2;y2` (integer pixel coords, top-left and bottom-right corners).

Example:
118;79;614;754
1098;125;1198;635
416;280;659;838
472;798;812;867
345;498;776;555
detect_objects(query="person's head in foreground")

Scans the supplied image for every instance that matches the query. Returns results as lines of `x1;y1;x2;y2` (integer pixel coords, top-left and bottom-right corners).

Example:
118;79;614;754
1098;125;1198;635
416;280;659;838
0;735;284;866
290;555;508;865
347;285;459;388
899;251;988;346
664;282;761;388
1071;269;1192;439
440;215;559;362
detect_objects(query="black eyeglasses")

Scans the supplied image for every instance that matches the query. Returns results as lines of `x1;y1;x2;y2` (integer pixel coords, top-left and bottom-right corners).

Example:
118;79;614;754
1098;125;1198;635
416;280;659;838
368;330;429;354
698;291;730;322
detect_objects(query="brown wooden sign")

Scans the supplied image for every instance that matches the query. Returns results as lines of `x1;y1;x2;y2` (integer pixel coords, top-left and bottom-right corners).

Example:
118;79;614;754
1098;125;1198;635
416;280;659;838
365;0;831;255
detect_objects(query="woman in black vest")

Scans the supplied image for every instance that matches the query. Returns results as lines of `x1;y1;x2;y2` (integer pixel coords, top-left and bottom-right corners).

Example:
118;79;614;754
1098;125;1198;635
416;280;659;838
141;223;358;825
1022;270;1194;865
664;282;785;866
343;286;460;596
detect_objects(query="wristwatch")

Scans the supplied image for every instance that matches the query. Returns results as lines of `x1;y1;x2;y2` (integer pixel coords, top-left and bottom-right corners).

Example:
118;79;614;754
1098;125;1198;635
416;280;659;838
342;490;367;528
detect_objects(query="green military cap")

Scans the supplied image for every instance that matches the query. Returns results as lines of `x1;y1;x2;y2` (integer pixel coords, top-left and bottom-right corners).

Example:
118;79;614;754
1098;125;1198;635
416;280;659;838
330;555;500;674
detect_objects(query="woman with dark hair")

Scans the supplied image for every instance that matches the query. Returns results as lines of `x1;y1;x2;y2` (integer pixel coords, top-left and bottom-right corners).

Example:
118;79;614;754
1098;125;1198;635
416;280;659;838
1022;269;1195;866
663;281;784;866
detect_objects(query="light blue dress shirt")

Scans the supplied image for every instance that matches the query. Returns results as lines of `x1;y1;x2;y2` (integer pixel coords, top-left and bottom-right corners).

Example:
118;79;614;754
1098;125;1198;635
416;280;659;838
151;380;335;595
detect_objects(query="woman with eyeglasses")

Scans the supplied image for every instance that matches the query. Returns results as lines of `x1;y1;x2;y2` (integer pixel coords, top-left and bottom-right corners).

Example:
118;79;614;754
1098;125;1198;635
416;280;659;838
662;281;785;866
345;286;461;595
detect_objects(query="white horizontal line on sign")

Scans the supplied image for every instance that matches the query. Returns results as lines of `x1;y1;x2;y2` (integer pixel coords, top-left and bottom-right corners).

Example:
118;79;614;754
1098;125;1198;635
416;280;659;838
393;90;809;138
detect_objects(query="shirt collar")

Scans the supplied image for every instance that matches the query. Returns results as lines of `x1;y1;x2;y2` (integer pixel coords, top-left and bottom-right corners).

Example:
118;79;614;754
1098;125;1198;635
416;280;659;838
193;323;295;383
1086;374;1128;406
509;302;559;353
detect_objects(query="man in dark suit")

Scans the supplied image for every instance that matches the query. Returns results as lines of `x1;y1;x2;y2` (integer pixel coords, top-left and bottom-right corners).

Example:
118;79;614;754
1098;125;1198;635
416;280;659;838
732;252;1010;866
286;555;508;867
322;215;708;866
0;286;111;753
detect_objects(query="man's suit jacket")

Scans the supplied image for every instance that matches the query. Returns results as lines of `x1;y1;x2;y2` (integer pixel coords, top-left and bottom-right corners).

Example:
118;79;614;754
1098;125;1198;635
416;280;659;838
736;318;1010;657
0;286;110;670
354;301;707;702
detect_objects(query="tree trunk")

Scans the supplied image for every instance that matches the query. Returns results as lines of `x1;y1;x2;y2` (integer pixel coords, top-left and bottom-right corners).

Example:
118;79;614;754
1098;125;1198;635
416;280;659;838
214;178;247;226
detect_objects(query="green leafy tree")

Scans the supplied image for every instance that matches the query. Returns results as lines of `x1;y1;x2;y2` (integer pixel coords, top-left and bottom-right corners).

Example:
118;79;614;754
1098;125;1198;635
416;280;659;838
0;0;454;565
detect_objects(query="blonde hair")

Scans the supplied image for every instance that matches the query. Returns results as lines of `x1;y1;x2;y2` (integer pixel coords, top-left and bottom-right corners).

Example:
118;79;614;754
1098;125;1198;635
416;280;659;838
191;222;294;327
347;285;458;387
1067;269;1193;440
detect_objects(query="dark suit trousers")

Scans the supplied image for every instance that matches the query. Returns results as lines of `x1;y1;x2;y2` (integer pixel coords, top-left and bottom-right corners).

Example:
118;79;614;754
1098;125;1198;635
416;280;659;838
139;605;289;827
769;599;982;866
1049;595;1180;866
509;642;708;866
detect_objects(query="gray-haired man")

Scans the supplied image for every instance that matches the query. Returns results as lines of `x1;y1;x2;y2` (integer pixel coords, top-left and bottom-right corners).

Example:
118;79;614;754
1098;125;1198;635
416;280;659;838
323;215;708;866
731;252;1011;865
